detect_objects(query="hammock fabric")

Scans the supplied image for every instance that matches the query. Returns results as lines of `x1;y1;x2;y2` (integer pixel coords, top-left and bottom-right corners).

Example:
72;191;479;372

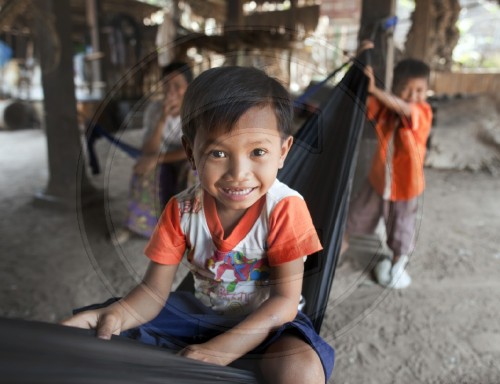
0;50;370;382
0;316;258;383
278;49;369;332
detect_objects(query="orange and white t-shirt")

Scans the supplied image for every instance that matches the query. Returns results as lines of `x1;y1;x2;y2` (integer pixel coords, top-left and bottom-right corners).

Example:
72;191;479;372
366;96;433;201
145;179;322;315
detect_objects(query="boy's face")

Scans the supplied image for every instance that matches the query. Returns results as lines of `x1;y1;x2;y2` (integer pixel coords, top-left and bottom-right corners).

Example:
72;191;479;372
395;77;428;103
184;105;293;214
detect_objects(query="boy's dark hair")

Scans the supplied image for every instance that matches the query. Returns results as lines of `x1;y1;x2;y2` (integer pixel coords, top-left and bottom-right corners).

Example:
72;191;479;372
161;61;193;84
181;66;293;144
392;58;430;92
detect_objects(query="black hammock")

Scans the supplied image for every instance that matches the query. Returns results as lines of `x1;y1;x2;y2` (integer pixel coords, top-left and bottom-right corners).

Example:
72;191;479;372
0;50;370;383
280;50;369;332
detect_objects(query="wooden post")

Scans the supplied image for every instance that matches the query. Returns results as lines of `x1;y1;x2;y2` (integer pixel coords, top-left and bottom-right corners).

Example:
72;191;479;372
358;0;396;90
85;0;105;98
405;0;432;61
34;0;97;209
224;0;244;65
404;0;461;70
352;0;396;195
384;1;396;91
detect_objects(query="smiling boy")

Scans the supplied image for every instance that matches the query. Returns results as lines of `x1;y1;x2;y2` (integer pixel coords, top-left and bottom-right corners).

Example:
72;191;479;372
343;42;433;289
64;66;334;383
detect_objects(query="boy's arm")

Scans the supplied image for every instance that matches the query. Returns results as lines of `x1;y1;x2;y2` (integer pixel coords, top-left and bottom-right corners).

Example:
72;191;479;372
179;258;304;365
62;261;178;339
364;65;412;119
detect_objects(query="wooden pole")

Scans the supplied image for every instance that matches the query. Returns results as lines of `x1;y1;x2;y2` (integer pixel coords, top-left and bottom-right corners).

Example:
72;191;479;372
358;0;396;90
352;0;396;194
404;0;461;70
224;0;244;65
85;0;105;98
34;0;97;209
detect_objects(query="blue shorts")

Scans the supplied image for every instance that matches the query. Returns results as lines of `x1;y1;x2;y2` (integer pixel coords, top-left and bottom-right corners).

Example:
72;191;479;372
76;292;334;381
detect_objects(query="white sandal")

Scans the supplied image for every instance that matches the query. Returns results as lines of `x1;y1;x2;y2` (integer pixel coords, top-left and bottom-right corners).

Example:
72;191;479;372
388;255;412;289
374;257;392;286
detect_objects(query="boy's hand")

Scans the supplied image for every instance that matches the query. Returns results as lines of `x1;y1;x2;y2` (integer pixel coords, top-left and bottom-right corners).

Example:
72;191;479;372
357;39;374;56
178;343;232;366
363;65;376;94
61;309;123;340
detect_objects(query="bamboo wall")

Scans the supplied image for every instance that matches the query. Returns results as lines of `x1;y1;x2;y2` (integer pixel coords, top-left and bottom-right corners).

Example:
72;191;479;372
430;71;500;96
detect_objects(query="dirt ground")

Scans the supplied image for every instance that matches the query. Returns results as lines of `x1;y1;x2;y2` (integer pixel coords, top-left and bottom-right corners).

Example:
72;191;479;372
1;95;500;383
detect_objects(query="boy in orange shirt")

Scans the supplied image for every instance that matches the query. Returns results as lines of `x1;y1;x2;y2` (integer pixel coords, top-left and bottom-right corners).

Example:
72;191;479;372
63;66;334;383
343;44;433;289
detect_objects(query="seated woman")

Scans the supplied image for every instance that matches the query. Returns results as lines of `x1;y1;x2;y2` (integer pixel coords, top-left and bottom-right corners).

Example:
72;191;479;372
113;61;193;245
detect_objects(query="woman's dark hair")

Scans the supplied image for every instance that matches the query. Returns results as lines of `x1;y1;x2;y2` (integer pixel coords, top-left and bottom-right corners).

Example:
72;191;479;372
392;58;430;93
161;61;193;84
181;66;293;144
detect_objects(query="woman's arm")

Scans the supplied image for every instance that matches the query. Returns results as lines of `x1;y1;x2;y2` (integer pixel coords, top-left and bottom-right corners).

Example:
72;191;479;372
133;148;187;175
141;96;180;155
157;148;187;163
179;258;304;365
134;99;187;175
62;261;178;339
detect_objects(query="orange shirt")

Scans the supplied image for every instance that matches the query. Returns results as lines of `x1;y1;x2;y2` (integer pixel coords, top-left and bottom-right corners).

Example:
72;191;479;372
145;182;322;267
366;96;432;201
144;181;322;314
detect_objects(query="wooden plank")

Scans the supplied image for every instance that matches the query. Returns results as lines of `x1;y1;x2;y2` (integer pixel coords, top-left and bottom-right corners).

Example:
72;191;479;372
430;71;500;96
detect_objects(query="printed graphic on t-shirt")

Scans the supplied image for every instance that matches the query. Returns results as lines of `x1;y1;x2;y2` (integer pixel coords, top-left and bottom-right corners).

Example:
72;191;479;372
207;249;270;288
